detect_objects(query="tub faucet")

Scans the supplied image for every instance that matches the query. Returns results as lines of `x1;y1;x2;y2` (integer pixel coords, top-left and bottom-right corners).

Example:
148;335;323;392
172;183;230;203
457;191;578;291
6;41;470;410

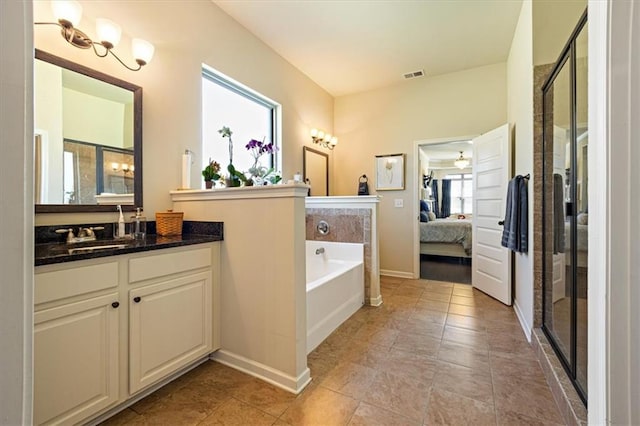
315;247;325;255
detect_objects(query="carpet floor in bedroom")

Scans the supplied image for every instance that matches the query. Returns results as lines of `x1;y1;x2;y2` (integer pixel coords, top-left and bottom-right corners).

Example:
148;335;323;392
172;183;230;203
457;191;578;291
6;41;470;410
420;254;471;284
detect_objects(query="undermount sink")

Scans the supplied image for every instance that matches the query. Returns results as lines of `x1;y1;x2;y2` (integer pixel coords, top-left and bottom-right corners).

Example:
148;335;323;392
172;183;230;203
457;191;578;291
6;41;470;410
67;244;127;254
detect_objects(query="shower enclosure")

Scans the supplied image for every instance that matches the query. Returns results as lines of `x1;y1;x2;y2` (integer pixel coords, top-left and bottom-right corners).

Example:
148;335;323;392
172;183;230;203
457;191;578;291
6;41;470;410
541;11;588;405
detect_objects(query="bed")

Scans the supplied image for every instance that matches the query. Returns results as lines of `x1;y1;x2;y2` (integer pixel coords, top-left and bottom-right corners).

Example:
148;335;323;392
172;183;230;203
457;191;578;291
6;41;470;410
420;218;472;258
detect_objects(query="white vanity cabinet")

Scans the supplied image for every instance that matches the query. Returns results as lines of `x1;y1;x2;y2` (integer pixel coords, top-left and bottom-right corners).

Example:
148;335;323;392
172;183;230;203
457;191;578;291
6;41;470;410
34;262;120;426
34;242;220;426
128;247;214;394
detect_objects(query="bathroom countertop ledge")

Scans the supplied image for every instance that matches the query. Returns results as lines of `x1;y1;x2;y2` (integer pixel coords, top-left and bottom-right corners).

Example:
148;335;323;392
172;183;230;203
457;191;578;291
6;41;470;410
35;233;223;267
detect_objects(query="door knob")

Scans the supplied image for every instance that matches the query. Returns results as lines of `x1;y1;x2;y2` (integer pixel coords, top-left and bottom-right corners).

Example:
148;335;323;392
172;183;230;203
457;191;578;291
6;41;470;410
111;301;120;308
133;296;141;303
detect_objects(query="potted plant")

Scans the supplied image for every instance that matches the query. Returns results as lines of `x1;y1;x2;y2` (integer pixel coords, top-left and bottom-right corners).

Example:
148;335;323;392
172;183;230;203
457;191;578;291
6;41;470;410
202;159;221;189
245;138;279;185
218;126;246;187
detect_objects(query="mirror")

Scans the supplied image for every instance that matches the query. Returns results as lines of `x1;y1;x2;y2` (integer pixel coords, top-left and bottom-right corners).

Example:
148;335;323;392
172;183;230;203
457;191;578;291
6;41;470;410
34;49;142;213
303;147;328;196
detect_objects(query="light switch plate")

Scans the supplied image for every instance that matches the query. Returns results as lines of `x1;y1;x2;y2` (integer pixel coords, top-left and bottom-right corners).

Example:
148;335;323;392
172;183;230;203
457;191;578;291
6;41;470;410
394;199;404;208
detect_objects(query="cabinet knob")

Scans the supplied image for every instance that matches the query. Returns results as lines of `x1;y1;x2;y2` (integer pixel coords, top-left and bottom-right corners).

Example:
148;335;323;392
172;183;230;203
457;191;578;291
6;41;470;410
111;301;120;308
133;296;141;303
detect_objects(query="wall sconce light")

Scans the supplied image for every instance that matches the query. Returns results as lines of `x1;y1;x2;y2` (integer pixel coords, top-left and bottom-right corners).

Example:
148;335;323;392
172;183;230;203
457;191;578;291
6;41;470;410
454;151;470;169
35;0;155;71
310;128;338;150
111;162;134;174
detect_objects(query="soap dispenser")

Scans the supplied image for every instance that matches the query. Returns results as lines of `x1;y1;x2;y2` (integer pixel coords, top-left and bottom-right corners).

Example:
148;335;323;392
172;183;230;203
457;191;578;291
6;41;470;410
132;207;146;240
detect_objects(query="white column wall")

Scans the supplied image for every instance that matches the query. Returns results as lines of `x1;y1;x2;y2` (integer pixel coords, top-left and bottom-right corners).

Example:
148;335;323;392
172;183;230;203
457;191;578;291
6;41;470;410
0;0;34;423
170;185;310;393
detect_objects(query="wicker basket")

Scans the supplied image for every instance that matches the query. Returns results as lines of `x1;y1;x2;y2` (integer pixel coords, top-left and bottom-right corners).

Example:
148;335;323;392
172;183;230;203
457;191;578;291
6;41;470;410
156;210;183;236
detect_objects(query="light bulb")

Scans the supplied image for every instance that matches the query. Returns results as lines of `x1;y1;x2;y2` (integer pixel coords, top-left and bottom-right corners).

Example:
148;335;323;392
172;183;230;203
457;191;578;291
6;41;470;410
121;163;129;171
132;38;155;66
324;134;332;142
111;162;119;171
51;0;83;27
96;18;122;49
330;137;338;146
310;128;318;137
317;131;325;140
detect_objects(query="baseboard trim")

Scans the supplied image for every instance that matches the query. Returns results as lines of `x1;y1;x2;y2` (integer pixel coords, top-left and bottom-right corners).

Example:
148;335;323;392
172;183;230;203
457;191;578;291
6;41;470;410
380;269;414;279
513;299;532;342
369;295;383;306
211;350;311;395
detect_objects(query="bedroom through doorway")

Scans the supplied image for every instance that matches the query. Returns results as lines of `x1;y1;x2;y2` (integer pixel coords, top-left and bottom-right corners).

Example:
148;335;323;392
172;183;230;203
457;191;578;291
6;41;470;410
416;139;474;284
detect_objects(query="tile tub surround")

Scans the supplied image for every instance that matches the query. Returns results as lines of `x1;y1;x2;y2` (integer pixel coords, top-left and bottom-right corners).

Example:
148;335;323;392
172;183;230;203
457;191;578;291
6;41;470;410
102;276;564;425
306;209;371;297
305;196;381;307
34;221;223;266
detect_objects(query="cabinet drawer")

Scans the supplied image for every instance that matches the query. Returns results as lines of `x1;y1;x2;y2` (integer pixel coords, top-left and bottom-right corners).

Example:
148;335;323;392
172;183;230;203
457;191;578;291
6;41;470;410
129;247;212;283
35;262;119;305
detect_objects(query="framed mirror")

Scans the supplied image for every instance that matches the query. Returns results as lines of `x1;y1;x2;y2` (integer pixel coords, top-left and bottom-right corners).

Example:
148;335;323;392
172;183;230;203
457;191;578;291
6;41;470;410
34;49;142;213
303;147;328;196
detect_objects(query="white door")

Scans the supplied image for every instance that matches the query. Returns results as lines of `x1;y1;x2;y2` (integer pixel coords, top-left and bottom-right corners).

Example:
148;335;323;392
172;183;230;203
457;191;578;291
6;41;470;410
472;124;512;305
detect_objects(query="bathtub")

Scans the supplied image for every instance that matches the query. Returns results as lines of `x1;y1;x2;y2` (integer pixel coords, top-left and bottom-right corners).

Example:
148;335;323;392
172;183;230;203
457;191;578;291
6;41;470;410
306;241;364;354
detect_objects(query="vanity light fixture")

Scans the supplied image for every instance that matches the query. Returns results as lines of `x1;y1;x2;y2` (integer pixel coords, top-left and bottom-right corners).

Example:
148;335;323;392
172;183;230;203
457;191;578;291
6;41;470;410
454;151;470;169
310;128;338;150
35;0;155;71
111;162;134;174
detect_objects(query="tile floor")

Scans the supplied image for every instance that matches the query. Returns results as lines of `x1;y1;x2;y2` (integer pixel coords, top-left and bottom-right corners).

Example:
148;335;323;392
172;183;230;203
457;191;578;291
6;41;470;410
103;277;565;425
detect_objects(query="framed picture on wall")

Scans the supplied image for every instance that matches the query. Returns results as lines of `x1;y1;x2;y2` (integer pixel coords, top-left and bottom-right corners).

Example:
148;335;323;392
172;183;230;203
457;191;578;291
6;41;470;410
375;153;405;190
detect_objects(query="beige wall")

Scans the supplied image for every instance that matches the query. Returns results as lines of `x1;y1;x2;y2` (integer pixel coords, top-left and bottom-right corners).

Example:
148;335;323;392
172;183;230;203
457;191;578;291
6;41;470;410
334;63;507;274
63;88;126;148
507;0;534;336
33;0;333;224
34;59;63;203
533;0;587;66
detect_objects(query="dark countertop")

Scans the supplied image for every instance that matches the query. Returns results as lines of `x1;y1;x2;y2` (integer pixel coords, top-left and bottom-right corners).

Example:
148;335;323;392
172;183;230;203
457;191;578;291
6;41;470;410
35;221;223;267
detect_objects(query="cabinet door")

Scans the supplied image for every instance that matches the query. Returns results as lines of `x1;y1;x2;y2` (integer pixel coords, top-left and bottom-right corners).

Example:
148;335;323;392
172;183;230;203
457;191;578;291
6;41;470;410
129;272;212;394
34;293;120;425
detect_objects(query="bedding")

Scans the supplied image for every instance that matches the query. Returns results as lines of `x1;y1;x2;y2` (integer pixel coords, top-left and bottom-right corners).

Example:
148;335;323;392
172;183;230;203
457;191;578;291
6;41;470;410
420;218;472;255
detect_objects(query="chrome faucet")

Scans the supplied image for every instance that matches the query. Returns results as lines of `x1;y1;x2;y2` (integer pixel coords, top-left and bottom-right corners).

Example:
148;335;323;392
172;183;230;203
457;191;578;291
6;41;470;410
315;247;325;255
56;226;104;244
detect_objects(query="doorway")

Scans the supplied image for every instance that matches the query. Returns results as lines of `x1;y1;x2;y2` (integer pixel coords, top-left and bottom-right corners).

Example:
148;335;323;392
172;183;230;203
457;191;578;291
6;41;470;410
413;138;475;284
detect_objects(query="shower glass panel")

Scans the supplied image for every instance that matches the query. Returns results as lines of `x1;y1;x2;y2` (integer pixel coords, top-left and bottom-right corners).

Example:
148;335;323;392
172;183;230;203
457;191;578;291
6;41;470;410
542;11;588;405
544;56;573;366
574;24;588;394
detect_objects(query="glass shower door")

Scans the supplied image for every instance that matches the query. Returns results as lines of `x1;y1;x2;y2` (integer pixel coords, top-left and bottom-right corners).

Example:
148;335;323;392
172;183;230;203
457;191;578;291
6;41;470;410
542;12;588;405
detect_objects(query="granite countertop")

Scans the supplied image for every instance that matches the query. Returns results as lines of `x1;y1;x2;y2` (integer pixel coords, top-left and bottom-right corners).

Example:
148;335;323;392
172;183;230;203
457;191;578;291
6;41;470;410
35;221;223;267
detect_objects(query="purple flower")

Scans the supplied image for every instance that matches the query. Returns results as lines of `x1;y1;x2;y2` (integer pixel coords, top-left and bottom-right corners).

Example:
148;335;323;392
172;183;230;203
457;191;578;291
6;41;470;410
245;139;263;150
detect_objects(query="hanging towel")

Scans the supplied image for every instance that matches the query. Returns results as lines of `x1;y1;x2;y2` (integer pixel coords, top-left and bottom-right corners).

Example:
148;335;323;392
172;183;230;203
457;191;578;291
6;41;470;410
553;173;565;254
501;175;528;253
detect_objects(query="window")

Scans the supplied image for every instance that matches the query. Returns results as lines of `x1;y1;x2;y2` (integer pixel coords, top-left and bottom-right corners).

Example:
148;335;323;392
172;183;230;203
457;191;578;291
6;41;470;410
202;67;279;176
444;173;473;214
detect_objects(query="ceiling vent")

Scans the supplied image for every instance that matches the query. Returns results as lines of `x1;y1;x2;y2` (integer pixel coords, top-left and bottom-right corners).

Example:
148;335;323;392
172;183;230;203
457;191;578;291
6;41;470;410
403;69;425;80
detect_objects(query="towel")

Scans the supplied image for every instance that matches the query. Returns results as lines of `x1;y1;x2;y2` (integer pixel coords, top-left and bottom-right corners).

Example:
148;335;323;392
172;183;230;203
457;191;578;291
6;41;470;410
501;175;528;253
553;173;565;254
